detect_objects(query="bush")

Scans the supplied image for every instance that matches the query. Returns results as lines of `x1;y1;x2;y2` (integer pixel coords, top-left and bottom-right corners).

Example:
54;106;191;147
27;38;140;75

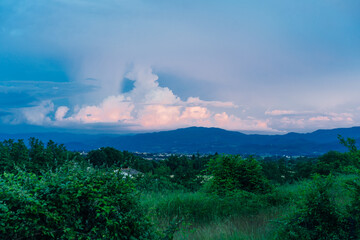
276;175;354;240
345;177;360;237
0;163;158;239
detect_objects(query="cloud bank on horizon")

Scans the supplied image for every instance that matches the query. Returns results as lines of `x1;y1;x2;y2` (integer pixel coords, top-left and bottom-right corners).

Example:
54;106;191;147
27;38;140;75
0;0;360;133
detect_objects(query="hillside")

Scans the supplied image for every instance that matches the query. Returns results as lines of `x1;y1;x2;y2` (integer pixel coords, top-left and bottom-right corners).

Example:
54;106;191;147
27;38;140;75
2;126;360;155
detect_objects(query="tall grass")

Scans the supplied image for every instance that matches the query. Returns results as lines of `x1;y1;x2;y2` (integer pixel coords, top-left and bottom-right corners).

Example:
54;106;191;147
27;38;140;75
140;188;295;239
142;190;289;225
140;175;358;240
173;206;289;240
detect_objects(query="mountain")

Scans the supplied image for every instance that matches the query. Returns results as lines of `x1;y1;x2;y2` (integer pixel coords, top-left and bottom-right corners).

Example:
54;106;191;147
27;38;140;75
2;126;360;155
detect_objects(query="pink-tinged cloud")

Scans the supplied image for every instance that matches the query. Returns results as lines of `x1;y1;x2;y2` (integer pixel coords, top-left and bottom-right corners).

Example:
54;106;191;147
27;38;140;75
279;117;306;129
308;113;353;123
181;107;210;120
186;97;237;108
309;116;330;122
265;109;298;116
22;67;269;132
21;67;358;133
214;112;271;131
138;105;181;128
69;95;134;123
266;111;356;132
327;112;353;122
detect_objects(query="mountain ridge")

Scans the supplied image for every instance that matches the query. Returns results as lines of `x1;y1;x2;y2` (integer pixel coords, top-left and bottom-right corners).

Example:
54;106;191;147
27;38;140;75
1;126;360;155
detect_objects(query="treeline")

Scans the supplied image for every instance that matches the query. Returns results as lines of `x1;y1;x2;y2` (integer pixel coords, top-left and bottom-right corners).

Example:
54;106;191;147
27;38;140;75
1;136;360;239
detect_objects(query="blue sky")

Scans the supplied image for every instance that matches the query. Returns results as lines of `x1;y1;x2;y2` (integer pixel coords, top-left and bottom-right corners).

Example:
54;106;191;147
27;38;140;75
1;0;360;134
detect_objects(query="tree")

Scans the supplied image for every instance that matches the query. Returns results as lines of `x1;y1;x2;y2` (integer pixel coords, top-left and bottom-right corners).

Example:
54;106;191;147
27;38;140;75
206;155;271;195
314;151;349;175
338;135;358;153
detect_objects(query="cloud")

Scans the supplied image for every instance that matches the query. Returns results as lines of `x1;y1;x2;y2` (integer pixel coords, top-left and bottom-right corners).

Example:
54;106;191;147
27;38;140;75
186;97;237;108
68;95;134;124
55;106;69;121
138;105;181;128
17;67;266;132
266;111;356;132
265;109;298;116
20;100;54;125
307;113;353;124
214;112;271;132
309;116;330;122
12;67;360;134
9;66;284;133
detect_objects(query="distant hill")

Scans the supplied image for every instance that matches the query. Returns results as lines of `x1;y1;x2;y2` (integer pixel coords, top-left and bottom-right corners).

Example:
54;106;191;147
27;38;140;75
2;126;360;155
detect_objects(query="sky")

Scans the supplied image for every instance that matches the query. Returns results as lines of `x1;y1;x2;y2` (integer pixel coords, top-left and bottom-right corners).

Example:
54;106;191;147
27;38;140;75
0;0;360;134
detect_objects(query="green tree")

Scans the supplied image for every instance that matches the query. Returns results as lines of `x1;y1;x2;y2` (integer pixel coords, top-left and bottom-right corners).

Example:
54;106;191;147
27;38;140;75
206;155;271;196
86;147;123;167
314;151;349;175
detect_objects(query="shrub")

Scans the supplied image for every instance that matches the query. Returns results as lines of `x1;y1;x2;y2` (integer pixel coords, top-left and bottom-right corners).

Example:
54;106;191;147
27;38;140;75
276;175;354;240
0;163;158;239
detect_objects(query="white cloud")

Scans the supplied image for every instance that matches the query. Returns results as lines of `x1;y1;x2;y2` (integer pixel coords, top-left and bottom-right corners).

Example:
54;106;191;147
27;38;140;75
265;109;298;116
55;106;69;121
15;65;360;133
309;116;330;122
186;97;237;108
19;67;266;132
21;101;54;125
214;112;271;132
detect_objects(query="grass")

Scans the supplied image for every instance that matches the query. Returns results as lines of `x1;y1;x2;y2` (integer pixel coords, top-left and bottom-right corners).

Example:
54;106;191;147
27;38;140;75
140;174;359;240
141;190;281;224
140;189;295;239
173;206;288;240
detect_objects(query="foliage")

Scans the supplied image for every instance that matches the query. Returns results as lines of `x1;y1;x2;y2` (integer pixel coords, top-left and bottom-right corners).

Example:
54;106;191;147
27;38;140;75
135;172;187;192
339;135;360;168
338;135;358;153
261;156;316;184
312;136;360;176
162;155;203;191
0;138;80;174
86;147;156;173
135;154;213;192
276;175;355;240
3;136;360;239
292;157;315;180
345;177;360;237
0;163;158;239
313;151;349;175
261;157;294;184
206;155;271;195
147;191;274;225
